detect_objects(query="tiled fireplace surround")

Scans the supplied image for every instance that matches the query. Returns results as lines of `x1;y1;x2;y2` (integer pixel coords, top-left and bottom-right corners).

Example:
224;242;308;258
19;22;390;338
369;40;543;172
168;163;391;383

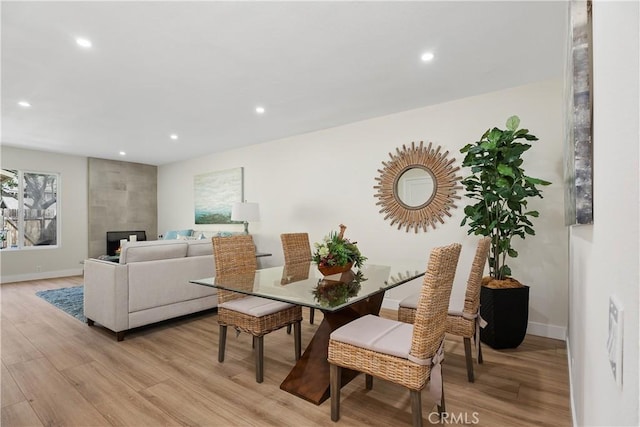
87;158;158;258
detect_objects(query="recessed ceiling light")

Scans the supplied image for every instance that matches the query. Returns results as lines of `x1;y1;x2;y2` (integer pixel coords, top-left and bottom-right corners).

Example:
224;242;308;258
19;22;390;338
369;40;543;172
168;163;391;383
76;37;92;48
421;52;435;62
18;101;31;108
119;151;126;156
255;106;265;114
170;134;178;140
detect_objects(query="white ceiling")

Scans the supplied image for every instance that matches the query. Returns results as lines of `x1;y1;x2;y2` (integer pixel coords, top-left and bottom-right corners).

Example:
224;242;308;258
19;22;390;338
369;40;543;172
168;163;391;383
1;1;567;166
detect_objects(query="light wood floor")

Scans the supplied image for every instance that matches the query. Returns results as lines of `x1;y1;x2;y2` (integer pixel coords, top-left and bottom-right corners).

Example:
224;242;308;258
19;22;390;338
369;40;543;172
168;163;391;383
1;276;572;426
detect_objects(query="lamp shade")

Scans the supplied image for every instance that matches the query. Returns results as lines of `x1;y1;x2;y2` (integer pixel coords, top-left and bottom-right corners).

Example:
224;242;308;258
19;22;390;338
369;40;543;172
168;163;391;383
231;202;260;222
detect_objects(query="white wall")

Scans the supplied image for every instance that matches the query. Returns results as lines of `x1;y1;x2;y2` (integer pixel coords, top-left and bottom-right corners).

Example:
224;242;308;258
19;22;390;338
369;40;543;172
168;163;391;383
159;79;568;339
0;146;88;282
568;2;639;426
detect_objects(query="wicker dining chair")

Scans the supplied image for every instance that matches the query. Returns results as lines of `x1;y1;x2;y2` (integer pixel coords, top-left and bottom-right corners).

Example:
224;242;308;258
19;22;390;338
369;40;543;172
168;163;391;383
398;237;491;383
212;235;302;383
328;243;461;427
280;233;316;325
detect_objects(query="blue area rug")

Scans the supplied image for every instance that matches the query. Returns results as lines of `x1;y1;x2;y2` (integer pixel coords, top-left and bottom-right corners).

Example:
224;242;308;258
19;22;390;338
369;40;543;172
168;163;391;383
36;285;86;323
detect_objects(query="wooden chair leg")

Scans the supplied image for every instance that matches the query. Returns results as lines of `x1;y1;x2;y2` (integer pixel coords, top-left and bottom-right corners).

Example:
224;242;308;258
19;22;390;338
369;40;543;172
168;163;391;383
255;335;264;383
410;390;423;427
116;331;125;342
310;307;315;324
365;374;373;390
463;337;474;382
218;325;227;362
287;324;292;334
294;321;301;360
330;364;341;422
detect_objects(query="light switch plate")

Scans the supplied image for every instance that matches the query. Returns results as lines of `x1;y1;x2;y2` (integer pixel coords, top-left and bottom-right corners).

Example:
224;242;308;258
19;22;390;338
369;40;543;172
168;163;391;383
607;296;623;388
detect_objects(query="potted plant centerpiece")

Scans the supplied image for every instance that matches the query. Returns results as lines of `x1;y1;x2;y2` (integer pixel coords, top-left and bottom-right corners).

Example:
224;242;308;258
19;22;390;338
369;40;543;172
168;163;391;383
312;224;367;276
459;116;551;349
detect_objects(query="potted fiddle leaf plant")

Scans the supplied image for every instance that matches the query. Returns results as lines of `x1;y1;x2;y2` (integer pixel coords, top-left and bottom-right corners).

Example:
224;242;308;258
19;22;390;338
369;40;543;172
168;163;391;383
459;115;551;348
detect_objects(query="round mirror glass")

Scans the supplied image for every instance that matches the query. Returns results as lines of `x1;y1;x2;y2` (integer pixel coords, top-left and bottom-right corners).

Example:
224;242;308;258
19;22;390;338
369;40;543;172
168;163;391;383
396;167;435;207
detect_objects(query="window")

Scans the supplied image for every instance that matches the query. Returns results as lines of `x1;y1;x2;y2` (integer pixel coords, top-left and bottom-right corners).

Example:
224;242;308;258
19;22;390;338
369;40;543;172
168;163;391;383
1;169;59;249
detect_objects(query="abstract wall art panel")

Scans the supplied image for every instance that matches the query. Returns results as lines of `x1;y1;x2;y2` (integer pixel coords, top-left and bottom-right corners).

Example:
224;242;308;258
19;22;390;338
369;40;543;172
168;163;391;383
564;0;594;225
194;167;244;224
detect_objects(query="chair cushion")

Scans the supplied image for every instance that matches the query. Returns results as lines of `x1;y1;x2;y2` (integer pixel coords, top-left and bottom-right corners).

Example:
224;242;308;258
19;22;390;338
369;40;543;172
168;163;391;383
220;296;295;317
330;314;413;359
401;293;466;317
398;293;419;309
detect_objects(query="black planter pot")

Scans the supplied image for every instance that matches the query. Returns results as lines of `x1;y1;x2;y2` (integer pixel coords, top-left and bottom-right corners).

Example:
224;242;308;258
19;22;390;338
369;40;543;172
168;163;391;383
479;284;530;349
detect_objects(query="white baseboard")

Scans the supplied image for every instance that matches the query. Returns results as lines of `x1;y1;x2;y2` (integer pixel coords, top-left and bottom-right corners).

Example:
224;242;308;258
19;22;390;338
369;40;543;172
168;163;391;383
382;298;567;341
1;268;83;284
526;321;567;340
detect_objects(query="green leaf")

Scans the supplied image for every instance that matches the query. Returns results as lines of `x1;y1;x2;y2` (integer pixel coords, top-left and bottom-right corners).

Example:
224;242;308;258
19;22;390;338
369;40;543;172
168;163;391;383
487;128;502;143
480;140;497;150
525;210;540;217
520;216;534;226
507;200;521;211
501;265;512;278
507;248;519;258
460;144;473;153
496;177;510;188
464;206;477;217
525;176;552;186
497;164;515;177
484;193;500;203
506;116;520;131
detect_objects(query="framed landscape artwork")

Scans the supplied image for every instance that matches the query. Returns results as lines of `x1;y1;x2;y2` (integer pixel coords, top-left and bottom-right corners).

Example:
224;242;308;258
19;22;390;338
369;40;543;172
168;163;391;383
564;0;594;225
194;167;243;224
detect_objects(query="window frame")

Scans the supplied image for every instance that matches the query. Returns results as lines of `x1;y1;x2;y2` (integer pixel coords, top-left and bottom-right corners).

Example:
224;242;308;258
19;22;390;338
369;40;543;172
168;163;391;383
1;168;61;250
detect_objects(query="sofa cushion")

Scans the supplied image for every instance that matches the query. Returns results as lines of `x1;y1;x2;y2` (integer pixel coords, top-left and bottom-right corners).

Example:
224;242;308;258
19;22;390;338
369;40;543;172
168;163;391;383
186;239;214;257
128;256;216;313
120;240;188;264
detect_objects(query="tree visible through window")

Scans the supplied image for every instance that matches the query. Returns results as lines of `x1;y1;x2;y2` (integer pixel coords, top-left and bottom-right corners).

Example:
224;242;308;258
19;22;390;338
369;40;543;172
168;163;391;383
1;169;58;248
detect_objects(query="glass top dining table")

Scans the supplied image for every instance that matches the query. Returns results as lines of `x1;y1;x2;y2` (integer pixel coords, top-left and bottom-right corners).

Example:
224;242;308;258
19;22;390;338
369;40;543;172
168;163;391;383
190;262;425;313
190;262;425;405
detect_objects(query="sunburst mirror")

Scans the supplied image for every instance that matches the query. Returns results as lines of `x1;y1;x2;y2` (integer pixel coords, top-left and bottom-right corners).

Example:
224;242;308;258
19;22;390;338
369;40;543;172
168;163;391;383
374;141;462;233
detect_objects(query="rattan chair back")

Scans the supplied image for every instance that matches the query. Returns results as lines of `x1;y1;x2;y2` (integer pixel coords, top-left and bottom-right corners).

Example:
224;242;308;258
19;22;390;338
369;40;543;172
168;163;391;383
461;237;491;315
281;233;312;264
212;235;257;304
410;243;461;361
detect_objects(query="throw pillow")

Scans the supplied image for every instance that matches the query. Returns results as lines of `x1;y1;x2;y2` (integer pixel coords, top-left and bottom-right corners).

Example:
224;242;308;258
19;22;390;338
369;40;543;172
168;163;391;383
163;229;194;240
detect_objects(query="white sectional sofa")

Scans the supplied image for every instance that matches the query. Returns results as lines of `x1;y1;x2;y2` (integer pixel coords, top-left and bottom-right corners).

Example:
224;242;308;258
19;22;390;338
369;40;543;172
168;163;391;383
83;239;217;341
